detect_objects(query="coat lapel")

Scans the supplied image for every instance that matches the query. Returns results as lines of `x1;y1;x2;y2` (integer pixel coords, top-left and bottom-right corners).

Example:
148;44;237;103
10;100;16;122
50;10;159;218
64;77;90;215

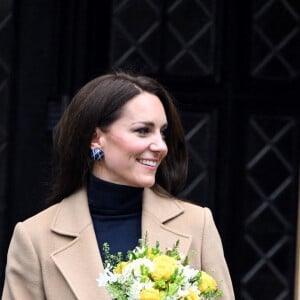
142;188;192;257
50;189;110;299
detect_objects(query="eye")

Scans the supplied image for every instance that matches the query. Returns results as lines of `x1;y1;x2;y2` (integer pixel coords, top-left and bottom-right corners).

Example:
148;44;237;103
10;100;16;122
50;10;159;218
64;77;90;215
135;127;150;135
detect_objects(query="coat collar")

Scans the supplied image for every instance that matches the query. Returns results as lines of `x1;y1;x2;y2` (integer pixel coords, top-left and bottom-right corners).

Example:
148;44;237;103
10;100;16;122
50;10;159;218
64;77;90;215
142;188;192;256
50;187;188;237
50;187;192;299
50;188;92;237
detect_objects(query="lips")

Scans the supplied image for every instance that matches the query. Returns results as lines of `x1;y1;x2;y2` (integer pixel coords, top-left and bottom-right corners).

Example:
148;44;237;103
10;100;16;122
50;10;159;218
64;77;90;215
138;159;158;167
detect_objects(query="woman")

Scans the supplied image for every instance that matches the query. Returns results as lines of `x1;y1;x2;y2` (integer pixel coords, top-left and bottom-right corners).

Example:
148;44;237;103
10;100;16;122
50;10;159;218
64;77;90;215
2;72;235;299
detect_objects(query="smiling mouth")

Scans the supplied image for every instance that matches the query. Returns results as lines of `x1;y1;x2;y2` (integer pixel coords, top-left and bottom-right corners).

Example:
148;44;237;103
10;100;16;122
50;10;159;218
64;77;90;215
138;159;158;167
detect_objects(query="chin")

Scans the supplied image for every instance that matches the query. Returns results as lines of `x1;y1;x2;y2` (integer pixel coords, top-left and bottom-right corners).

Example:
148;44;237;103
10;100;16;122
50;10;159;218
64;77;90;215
143;182;155;188
134;179;155;188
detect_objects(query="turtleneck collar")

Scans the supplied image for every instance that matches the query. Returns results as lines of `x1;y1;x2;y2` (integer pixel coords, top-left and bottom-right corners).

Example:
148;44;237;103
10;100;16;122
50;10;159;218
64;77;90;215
87;174;143;215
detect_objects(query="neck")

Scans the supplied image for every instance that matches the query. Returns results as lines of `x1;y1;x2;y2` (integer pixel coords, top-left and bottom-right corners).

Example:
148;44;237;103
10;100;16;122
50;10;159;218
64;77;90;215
87;174;143;214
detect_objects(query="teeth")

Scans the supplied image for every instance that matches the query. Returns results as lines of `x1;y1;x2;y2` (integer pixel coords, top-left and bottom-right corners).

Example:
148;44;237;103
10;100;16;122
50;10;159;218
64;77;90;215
139;159;157;167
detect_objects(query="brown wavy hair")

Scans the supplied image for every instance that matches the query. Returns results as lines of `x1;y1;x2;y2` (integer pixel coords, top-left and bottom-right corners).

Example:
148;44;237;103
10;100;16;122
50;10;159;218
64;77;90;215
48;72;188;205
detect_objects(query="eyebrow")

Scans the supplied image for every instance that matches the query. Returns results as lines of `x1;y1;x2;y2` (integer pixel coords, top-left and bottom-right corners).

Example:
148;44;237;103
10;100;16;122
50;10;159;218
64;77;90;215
132;121;168;129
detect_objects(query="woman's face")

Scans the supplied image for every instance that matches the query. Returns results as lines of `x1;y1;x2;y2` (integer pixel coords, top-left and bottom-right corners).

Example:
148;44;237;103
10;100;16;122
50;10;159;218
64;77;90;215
92;92;168;187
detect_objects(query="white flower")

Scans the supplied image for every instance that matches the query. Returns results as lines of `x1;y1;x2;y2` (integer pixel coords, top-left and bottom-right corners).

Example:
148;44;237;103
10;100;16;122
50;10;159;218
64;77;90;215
96;272;110;287
122;257;153;278
97;267;119;286
127;280;154;300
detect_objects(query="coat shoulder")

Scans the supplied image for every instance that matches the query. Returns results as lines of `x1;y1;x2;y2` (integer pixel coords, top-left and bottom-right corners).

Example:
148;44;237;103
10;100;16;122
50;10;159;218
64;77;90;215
12;203;61;250
159;196;215;235
176;198;212;219
167;198;217;239
22;203;60;229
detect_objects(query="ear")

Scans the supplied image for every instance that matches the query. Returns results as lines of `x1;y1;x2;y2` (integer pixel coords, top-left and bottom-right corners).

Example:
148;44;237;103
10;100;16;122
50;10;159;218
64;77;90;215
90;127;104;148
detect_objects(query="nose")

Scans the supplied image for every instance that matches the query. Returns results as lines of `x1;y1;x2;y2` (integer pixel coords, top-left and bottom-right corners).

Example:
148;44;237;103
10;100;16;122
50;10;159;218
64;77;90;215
149;133;168;153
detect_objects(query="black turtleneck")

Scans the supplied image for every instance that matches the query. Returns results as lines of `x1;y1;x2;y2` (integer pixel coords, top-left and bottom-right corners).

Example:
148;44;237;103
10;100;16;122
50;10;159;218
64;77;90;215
87;174;143;260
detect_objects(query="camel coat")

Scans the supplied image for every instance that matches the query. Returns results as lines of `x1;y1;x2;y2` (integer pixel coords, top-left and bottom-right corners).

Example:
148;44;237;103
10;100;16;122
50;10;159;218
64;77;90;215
2;188;235;299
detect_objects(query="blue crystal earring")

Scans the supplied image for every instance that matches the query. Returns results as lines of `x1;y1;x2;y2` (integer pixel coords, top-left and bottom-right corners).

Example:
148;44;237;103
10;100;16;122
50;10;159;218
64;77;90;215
90;148;104;160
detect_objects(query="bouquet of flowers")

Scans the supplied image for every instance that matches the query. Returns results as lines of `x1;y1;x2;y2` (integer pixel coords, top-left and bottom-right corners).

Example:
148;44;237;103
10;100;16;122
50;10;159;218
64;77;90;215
97;236;223;300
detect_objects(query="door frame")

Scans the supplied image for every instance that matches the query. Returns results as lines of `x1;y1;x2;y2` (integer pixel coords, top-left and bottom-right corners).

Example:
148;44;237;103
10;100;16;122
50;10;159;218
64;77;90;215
295;178;300;300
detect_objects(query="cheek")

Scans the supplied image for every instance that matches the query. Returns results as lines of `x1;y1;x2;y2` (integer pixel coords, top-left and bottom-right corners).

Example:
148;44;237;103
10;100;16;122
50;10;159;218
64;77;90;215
105;135;146;155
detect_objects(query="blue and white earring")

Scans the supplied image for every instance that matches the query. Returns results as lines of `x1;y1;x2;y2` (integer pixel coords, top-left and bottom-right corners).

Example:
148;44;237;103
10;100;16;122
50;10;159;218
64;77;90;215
91;148;104;161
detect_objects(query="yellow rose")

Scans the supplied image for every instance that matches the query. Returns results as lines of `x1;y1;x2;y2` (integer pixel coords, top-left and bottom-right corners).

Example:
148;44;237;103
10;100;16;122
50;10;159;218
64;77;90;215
185;290;200;300
113;261;128;274
151;255;178;281
140;288;160;300
198;271;217;293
